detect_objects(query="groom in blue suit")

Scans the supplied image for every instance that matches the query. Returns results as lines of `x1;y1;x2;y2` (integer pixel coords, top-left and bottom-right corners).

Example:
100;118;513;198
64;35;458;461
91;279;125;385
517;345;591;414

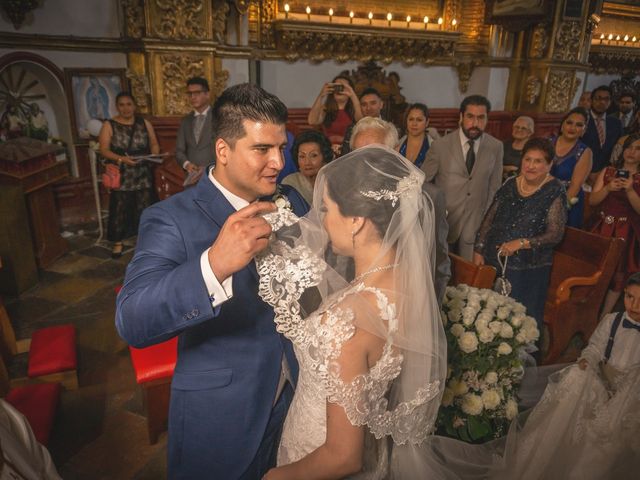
116;84;308;479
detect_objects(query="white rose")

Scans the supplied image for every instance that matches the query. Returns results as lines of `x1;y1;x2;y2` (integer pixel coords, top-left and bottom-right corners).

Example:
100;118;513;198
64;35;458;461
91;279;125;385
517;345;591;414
481;389;501;410
461;393;484;416
510;314;524;328
478;328;495;344
458;332;479;354
448;379;469;396
462;306;477;326
467;293;481;309
489;321;503;334
497;342;513;355
441;388;454;407
523;316;538;331
505;398;519;420
485;371;498;384
515;332;527;344
513;303;526;315
479;290;489;301
499;323;514;339
448;309;462;323
496;306;510;320
450;323;465;337
475;316;489;332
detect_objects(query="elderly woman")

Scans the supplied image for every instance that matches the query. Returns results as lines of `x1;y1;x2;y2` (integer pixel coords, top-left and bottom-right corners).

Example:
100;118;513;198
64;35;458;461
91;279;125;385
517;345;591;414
307;75;362;155
99;91;159;257
551;107;593;228
474;138;567;333
503;115;534;180
589;133;640;315
281;130;333;205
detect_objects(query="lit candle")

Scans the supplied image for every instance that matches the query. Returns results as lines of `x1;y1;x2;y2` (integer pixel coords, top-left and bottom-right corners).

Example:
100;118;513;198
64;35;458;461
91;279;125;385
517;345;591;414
329;8;333;22
633;36;637;43
616;34;621;41
406;15;411;28
624;34;629;42
438;17;443;30
349;11;354;24
284;3;289;19
452;18;457;29
368;11;373;25
387;12;392;27
608;33;613;40
423;16;429;30
306;6;311;21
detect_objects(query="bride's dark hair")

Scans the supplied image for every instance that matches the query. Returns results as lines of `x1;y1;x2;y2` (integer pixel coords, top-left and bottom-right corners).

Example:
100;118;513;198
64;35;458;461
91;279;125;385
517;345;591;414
325;151;407;239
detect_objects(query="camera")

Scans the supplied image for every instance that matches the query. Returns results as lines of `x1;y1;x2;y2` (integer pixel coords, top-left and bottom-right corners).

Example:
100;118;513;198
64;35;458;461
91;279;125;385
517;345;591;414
615;169;630;179
331;83;344;93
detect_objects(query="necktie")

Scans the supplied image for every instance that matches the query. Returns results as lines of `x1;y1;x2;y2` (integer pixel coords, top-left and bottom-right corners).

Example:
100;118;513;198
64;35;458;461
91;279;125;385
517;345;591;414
596;116;605;146
622;319;640;332
194;114;206;144
466;139;475;174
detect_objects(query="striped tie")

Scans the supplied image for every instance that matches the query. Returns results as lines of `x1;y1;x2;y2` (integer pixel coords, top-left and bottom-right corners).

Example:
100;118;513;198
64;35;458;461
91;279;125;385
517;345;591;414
596;116;605;146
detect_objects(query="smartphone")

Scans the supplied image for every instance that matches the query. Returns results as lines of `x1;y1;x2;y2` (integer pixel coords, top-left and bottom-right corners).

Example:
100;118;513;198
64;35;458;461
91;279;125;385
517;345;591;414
615;169;630;179
332;83;344;93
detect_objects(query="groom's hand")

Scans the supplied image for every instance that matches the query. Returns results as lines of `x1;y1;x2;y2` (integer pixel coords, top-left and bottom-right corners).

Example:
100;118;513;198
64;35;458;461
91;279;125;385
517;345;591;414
208;201;276;282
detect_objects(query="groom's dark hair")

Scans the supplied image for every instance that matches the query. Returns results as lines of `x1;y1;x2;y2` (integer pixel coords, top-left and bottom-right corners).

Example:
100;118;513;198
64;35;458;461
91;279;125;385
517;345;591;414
212;83;288;148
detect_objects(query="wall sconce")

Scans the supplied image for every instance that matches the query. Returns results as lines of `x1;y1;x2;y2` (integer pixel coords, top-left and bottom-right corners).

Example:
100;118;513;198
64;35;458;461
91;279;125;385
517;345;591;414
306;6;311;21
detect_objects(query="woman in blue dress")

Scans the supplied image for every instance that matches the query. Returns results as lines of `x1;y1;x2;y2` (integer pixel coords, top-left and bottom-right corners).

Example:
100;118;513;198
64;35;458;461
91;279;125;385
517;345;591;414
551;107;593;228
398;103;439;168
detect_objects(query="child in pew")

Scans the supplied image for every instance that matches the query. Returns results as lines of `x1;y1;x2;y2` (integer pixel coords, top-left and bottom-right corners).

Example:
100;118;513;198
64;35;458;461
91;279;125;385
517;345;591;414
494;272;640;480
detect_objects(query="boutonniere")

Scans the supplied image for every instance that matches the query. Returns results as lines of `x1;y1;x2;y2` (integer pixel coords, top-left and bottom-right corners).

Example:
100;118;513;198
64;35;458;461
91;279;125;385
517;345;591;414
272;185;292;211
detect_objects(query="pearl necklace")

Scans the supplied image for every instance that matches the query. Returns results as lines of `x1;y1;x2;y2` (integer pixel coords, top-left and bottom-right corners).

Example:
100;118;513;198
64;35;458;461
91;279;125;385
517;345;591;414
352;263;399;284
518;174;550;195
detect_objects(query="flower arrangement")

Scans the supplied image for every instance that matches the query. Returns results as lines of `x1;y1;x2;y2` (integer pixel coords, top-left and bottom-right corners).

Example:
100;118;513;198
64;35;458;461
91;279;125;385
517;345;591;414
437;284;540;443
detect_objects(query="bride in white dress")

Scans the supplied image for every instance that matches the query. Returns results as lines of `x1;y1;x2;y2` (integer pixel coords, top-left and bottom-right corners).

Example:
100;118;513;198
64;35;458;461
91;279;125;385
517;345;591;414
257;145;447;479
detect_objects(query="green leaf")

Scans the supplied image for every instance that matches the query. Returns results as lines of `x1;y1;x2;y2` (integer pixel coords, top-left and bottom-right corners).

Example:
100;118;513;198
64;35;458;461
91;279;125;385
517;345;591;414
467;415;491;441
458;425;472;443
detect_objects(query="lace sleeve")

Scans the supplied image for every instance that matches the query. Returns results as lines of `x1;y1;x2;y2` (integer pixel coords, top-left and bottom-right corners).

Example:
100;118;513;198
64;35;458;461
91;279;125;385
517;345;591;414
528;195;567;250
474;195;499;254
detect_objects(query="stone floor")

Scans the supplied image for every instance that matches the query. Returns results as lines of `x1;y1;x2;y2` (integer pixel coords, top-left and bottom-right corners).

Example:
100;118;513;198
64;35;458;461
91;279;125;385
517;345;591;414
3;231;167;479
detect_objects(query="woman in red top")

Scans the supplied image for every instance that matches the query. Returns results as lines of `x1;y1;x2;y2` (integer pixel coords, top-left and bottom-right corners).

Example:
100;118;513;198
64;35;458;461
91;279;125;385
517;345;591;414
307;75;362;155
589;133;640;314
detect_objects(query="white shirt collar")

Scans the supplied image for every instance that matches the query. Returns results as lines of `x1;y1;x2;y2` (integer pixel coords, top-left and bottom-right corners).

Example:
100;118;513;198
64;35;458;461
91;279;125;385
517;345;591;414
194;106;210;117
209;168;249;211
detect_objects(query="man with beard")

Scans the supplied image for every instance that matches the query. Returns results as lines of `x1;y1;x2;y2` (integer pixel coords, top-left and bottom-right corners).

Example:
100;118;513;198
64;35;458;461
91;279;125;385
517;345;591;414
421;95;503;261
582;85;623;177
616;91;637;135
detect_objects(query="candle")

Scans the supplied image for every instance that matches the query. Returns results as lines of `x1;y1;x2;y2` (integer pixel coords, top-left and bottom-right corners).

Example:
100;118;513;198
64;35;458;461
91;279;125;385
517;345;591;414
633;36;637;43
452;18;457;29
438;17;443;30
624;34;629;42
284;3;289;19
608;33;613;40
306;6;311;21
423;16;429;30
387;12;392;27
349;11;354;24
406;15;411;28
368;12;373;25
329;8;333;22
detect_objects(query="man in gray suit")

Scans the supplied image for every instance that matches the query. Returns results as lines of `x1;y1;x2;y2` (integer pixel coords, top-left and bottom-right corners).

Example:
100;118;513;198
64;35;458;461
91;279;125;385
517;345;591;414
421;95;503;261
350;116;451;305
176;77;214;181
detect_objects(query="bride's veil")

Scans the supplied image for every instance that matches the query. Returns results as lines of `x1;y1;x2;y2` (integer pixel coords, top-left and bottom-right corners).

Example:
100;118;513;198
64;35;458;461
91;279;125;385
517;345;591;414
259;145;447;477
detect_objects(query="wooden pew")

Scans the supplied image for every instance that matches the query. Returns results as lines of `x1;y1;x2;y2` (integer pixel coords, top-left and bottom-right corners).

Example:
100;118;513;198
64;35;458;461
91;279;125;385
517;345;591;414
448;253;497;289
542;227;624;364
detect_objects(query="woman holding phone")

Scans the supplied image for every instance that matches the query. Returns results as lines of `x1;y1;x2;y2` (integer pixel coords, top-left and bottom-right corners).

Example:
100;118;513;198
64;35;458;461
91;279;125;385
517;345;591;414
589;133;640;314
307;75;362;155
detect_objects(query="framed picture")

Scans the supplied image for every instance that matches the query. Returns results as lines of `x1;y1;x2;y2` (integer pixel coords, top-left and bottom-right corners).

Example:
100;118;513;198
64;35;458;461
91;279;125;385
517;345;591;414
485;0;553;30
64;68;127;142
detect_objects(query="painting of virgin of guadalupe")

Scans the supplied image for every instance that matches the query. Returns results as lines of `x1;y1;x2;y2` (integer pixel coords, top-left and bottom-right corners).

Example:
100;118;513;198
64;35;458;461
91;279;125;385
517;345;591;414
64;68;126;141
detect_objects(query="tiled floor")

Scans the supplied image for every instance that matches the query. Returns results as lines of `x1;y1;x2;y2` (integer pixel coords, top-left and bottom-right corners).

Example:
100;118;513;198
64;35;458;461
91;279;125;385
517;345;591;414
3;232;167;479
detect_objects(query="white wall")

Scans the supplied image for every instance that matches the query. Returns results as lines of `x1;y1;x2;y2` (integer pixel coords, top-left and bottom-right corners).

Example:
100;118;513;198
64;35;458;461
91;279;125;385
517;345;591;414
259;60;509;110
221;58;250;86
0;0;121;38
584;73;640;92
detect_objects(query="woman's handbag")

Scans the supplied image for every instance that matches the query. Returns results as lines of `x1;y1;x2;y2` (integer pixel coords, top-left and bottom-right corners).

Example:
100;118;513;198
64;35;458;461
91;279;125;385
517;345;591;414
102;163;121;190
493;251;512;296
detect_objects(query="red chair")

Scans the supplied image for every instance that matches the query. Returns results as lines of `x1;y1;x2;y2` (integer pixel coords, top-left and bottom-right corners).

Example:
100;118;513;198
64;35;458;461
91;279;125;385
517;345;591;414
5;382;61;446
27;324;78;390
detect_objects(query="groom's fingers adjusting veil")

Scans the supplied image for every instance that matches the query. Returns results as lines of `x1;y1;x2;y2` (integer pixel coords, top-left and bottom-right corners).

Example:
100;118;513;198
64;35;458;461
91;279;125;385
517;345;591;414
208;201;276;282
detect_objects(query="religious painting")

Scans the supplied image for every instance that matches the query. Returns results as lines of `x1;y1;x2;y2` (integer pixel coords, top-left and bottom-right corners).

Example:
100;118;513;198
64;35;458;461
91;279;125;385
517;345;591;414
64;68;127;142
485;0;553;29
0;64;50;142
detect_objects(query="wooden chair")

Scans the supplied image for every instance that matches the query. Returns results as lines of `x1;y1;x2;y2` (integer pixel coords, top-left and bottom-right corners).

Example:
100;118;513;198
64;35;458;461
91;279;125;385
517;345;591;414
542;227;624;364
448;253;497;289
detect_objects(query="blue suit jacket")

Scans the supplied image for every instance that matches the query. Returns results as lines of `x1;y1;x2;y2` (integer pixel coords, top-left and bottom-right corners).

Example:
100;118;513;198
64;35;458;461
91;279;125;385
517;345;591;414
581;114;623;172
116;171;308;478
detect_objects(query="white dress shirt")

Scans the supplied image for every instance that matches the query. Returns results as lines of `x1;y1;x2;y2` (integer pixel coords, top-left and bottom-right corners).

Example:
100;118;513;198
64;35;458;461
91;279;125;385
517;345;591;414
590;110;607;138
579;312;640;370
459;128;481;159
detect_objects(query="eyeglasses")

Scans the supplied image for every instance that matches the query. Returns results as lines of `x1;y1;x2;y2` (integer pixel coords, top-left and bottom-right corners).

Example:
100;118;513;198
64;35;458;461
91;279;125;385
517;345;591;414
513;126;531;131
186;90;206;97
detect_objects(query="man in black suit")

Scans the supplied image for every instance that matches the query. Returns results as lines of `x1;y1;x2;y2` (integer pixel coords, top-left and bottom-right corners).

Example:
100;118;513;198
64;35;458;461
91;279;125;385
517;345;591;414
175;77;214;181
617;91;637;135
581;85;623;177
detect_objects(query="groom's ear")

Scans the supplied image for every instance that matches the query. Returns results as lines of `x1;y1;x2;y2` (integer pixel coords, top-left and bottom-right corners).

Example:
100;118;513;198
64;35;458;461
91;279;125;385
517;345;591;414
215;138;230;166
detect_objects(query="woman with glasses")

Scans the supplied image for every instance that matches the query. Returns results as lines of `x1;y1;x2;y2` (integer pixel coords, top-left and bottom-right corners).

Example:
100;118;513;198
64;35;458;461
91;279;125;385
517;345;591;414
551;107;593;228
502;116;534;181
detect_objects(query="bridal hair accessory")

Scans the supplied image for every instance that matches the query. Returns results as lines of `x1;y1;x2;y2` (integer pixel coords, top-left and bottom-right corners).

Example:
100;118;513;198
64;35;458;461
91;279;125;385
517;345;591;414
359;170;422;207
